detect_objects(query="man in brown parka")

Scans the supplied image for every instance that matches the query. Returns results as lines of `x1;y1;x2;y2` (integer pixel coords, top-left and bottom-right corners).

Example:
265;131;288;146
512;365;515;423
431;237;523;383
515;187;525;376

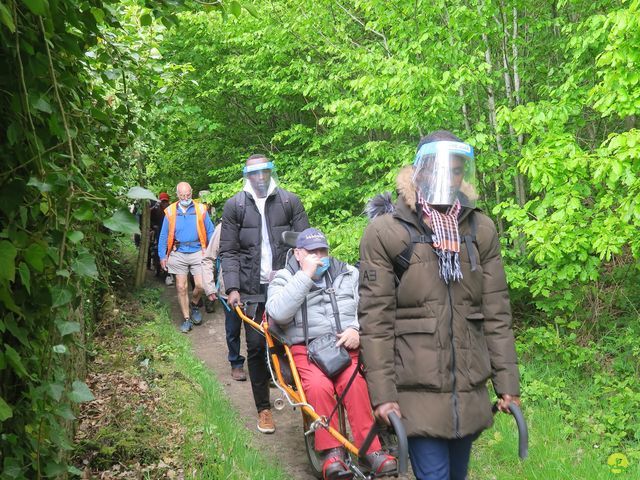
358;130;520;480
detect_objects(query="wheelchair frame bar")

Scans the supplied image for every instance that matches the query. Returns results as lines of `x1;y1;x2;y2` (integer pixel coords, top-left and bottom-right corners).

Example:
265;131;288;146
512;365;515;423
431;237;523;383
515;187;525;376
235;307;362;457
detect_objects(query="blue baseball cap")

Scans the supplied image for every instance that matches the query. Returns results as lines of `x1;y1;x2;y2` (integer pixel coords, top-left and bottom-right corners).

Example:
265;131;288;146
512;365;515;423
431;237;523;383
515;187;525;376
296;228;329;250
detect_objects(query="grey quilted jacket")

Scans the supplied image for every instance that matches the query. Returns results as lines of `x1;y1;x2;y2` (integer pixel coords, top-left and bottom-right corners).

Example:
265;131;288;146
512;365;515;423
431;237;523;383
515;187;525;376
266;255;359;345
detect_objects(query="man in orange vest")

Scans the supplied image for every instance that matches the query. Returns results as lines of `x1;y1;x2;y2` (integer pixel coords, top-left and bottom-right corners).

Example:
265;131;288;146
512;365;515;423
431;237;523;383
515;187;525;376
158;182;215;333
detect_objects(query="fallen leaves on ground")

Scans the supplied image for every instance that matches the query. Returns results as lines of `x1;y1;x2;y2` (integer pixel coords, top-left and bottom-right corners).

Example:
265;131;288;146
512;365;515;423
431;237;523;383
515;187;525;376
73;331;187;480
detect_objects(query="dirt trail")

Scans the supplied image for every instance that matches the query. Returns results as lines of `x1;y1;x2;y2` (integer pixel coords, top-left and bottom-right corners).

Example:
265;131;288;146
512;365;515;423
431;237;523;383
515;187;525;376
160;283;317;479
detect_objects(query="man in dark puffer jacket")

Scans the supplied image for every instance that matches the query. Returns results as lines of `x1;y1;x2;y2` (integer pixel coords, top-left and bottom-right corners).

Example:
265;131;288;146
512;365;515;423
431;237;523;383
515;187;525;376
358;131;521;479
220;154;309;434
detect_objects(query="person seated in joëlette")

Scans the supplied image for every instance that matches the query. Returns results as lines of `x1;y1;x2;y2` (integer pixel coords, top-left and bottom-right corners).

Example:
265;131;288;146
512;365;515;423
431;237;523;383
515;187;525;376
266;227;396;480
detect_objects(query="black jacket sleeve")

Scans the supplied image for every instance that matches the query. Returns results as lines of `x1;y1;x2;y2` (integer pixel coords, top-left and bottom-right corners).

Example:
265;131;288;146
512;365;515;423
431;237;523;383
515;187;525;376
290;193;310;232
219;194;241;293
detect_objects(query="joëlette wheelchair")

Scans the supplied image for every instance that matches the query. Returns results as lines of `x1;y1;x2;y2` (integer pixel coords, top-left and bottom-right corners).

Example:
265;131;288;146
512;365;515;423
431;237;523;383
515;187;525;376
234;301;409;479
230;230;408;479
231;232;528;479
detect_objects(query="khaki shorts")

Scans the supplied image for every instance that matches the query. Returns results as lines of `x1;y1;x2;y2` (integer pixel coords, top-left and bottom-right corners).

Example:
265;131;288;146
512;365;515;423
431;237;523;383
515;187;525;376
167;251;204;276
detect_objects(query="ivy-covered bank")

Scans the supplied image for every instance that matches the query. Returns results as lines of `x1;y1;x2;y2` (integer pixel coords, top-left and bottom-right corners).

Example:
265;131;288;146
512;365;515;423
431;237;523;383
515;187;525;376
0;0;244;477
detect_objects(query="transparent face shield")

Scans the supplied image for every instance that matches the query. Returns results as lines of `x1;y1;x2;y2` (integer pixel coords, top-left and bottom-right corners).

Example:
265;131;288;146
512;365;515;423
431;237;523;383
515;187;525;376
412;141;478;208
242;161;279;198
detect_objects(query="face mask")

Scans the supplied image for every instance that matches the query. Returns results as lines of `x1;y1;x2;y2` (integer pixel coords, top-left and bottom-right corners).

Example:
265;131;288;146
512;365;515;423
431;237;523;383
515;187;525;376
314;257;330;277
179;199;192;207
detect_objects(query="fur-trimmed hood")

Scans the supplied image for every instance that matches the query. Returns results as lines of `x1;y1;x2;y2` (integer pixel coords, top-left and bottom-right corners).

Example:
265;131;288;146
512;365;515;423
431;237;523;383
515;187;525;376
364;166;415;220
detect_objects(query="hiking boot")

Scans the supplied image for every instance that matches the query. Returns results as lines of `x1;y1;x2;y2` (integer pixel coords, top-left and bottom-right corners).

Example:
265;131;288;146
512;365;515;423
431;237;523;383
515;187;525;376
165;275;174;286
180;319;193;333
204;298;216;313
190;303;203;325
362;450;397;476
322;447;352;480
231;367;247;381
257;409;275;434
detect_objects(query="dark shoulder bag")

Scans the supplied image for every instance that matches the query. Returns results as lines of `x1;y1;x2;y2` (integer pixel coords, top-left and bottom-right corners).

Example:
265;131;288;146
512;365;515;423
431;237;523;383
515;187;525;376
304;274;352;378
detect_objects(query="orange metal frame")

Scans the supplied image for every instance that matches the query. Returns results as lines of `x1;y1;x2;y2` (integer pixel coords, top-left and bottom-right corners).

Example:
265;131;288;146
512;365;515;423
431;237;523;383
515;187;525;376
235;306;361;456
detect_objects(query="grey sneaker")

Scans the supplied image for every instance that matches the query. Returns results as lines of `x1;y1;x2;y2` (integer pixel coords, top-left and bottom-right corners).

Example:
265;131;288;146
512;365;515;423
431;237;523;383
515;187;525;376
180;319;193;333
362;450;396;476
190;303;202;325
322;447;352;480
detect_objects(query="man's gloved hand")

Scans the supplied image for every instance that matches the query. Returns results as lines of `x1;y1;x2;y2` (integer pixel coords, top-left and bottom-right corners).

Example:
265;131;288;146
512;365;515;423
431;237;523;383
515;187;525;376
227;290;241;308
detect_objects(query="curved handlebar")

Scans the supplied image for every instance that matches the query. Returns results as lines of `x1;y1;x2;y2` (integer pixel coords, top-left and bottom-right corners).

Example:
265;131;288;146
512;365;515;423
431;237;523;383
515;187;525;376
508;403;528;460
358;412;408;476
492;402;528;460
388;412;409;475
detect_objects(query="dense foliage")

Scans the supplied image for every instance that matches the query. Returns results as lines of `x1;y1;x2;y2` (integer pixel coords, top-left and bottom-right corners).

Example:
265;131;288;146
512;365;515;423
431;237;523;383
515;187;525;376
1;0;638;477
147;0;640;310
0;0;243;477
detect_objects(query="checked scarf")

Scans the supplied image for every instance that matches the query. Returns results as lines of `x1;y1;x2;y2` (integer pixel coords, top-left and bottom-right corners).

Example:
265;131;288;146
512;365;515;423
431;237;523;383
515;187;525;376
418;192;463;283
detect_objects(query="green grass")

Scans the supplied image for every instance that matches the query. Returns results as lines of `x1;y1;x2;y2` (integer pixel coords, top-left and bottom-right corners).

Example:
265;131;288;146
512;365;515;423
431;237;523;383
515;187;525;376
132;287;288;479
469;402;639;479
468;320;640;479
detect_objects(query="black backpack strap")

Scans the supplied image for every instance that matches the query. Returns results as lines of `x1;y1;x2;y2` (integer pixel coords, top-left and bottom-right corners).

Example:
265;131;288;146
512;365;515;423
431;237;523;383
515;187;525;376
277;188;294;228
393;218;433;284
462;211;477;272
235;192;246;228
324;272;342;333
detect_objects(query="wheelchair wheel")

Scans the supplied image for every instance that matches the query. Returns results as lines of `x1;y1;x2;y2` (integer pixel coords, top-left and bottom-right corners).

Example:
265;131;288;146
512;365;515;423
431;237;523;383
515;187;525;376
303;413;324;479
303;405;348;479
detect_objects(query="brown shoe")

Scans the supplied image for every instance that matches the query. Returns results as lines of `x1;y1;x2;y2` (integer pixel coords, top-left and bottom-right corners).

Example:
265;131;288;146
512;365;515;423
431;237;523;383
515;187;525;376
231;367;246;381
257;409;276;434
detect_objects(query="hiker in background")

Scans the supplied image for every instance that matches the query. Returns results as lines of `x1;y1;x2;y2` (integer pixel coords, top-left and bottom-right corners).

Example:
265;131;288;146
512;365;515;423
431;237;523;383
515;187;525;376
158;182;215;333
151;192;171;281
202;222;247;381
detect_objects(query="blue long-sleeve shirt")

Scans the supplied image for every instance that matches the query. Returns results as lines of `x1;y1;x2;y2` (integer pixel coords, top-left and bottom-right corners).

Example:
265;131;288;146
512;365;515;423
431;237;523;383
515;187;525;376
158;203;215;260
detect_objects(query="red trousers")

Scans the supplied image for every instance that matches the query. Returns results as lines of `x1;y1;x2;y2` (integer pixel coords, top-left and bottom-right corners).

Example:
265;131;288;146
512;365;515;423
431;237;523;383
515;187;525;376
291;345;382;453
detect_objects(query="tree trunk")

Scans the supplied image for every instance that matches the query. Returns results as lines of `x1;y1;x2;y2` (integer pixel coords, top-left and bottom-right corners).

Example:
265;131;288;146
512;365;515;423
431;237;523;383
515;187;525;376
135;200;150;288
510;6;527;211
479;9;505;237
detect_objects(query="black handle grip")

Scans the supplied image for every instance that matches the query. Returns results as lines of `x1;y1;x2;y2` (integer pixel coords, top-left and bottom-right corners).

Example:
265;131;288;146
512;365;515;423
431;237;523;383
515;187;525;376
358;412;409;475
388;412;409;475
492;402;528;460
509;403;528;460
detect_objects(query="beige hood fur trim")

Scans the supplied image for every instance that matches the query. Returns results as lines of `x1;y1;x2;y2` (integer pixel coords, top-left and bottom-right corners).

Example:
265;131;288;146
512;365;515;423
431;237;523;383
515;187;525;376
396;166;417;212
